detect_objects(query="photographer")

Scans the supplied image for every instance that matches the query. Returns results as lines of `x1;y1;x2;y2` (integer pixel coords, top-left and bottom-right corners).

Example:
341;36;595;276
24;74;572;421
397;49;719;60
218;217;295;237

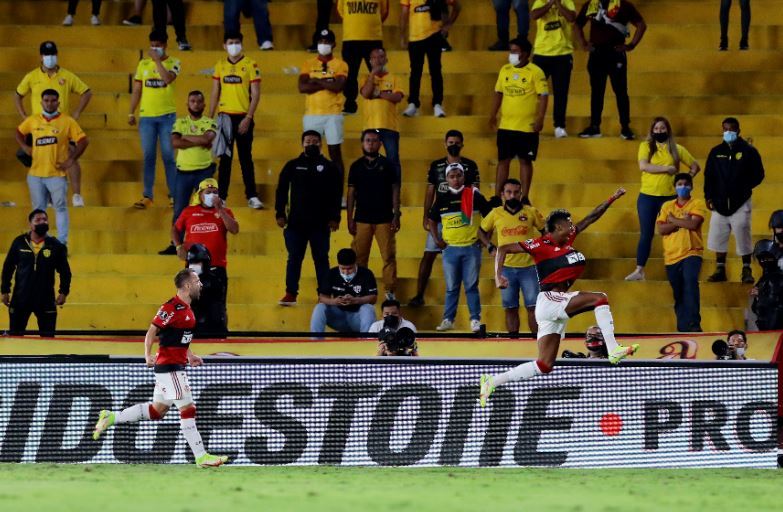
713;329;749;360
750;239;783;330
186;243;228;338
562;326;608;359
370;299;418;356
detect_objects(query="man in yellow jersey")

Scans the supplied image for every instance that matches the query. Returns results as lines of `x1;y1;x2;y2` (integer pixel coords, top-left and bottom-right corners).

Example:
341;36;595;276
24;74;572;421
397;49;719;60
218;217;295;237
479;178;545;335
15;41;92;207
400;0;460;118
656;173;706;332
531;0;576;138
337;0;389;115
210;31;263;209
489;38;548;199
15;89;89;246
129;30;180;210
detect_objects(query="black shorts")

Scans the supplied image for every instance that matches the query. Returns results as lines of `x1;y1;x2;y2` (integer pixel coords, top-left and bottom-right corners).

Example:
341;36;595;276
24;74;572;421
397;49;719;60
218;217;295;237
497;129;539;162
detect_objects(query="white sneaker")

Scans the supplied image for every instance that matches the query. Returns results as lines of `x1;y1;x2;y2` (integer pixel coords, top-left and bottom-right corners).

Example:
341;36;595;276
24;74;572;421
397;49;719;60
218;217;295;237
63;14;74;26
554;127;568;138
433;104;446;118
470;319;482;333
435;319;454;331
402;103;419;117
247;197;264;209
72;194;85;207
260;41;274;51
90;15;101;25
624;268;645;281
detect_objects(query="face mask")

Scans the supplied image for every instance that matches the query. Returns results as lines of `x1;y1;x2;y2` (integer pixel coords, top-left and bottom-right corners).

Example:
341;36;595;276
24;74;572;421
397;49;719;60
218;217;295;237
723;131;738;144
317;44;332;56
362;149;379;159
203;192;218;208
504;198;522;212
188;263;203;276
446;145;462;157
151;46;164;57
226;43;242;57
448;185;465;194
33;223;49;236
42;55;57;69
42;110;59;119
652;132;669;143
340;271;356;282
735;347;746;357
508;53;521;66
304;144;320;158
675;185;691;198
774;232;783;245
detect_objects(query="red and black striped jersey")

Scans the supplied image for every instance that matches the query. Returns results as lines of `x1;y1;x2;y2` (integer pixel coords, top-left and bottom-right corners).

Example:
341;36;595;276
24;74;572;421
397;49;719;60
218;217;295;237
520;228;586;290
151;295;196;373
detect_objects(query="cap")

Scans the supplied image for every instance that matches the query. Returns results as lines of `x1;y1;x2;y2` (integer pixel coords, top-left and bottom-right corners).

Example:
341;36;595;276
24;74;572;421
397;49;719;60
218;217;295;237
40;41;58;55
445;162;465;175
197;178;219;193
317;29;336;44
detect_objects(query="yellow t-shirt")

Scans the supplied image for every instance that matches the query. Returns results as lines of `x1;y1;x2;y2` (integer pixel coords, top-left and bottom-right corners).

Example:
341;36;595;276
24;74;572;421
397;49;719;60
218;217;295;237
301;56;349;115
480;205;544;268
212;56;262;115
657;197;707;265
495;62;549;132
134;57;180;117
532;0;575;56
401;0;454;42
361;72;404;132
17;114;86;178
172;115;217;171
638;142;697;196
16;67;90;115
338;0;388;41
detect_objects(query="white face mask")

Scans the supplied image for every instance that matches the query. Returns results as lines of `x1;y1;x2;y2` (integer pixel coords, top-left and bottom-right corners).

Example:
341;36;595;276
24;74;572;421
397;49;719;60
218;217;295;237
42;55;58;69
226;43;242;57
735;347;746;357
448;185;465;194
150;46;164;57
203;192;218;208
188;263;203;276
508;53;521;66
317;43;333;56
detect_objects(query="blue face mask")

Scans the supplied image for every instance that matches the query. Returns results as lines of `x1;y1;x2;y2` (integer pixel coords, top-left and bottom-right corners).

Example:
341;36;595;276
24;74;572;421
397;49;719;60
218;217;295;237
675;185;691;198
723;131;738;144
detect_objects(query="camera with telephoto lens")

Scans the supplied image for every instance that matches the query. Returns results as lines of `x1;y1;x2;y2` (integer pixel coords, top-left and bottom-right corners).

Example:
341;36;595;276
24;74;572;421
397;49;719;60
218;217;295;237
378;315;417;356
562;350;587;358
712;339;733;360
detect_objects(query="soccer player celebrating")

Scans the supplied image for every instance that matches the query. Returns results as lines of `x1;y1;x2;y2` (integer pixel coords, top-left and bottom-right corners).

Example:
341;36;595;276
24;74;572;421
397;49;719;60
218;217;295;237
93;268;228;468
480;188;639;406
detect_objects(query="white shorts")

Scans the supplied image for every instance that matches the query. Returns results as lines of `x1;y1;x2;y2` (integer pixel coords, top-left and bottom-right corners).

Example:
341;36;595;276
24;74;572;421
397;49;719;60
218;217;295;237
303;114;344;145
534;291;579;339
153;370;193;408
707;199;753;256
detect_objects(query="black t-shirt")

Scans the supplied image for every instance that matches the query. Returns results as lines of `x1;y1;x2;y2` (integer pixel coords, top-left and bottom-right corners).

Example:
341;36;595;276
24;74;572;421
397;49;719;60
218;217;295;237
576;0;643;48
427;157;480;194
321;266;378;312
348;155;399;224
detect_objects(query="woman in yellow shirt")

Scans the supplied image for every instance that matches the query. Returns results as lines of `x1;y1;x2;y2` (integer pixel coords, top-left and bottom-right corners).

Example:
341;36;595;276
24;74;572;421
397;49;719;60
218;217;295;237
626;117;700;281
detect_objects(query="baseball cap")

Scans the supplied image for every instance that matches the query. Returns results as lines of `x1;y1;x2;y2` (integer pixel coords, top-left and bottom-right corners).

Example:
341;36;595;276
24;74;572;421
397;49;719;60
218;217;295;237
317;29;336;44
197;178;219;193
445;162;465;175
40;41;58;55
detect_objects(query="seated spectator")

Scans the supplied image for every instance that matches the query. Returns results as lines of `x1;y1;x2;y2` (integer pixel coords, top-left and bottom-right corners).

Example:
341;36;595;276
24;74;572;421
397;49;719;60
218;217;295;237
726;329;749;359
750;239;783;330
63;0;102;26
371;299;418;356
310;248;378;334
225;0;274;50
488;0;529;51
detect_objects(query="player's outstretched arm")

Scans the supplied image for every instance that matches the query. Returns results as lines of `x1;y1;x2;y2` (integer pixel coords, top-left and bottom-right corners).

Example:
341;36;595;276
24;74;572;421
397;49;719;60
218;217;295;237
144;324;160;367
495;243;527;288
575;187;626;233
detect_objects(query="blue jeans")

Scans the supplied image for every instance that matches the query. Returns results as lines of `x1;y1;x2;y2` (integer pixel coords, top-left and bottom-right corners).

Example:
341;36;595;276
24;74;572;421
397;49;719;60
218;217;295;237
172;165;216;224
500;265;540;309
310;303;376;333
492;0;529;42
636;193;676;267
27;175;69;244
377;129;401;181
224;0;273;45
665;256;702;332
442;244;482;322
139;113;177;200
284;227;331;296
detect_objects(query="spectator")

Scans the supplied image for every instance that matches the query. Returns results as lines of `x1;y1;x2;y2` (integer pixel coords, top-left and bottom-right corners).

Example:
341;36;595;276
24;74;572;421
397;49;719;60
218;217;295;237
428;163;493;332
768;210;783;268
488;0;530;51
15;89;89;246
750;239;783;330
479;179;544;335
656;173;706;332
574;0;646;140
186;243;229;339
369;299;417;333
337;0;389;115
359;47;404;180
310;248;378;334
122;0;146;25
225;0;274;51
1;209;71;338
584;325;608;358
129;30;180;210
400;0;461;118
370;299;418;356
489;37;548;198
347;129;400;301
704;117;764;284
309;0;334;52
210;31;264;209
298;29;348;187
63;0;102;26
531;0;576;138
275;131;342;306
15;41;93;207
626;117;700;281
152;0;191;50
726;329;749;360
719;0;750;50
408;130;480;307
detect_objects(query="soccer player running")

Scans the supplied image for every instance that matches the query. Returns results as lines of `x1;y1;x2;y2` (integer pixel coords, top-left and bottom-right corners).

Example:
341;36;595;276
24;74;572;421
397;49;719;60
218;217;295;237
480;187;639;406
93;268;228;468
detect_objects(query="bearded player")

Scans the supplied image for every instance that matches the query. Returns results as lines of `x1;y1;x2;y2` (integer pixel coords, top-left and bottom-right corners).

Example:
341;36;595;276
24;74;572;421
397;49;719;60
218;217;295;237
480;188;639;406
92;268;228;468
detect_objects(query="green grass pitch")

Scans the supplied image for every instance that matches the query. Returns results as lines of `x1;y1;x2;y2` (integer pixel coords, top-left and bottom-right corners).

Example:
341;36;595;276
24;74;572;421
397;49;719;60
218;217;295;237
0;464;781;512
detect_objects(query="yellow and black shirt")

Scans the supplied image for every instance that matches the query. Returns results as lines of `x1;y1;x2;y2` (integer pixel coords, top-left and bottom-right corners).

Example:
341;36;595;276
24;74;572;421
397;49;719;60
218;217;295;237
428;187;493;247
134;56;180;117
401;0;455;42
338;0;388;41
17;113;86;178
301;56;349;115
532;0;575;56
16;67;90;115
212;56;261;115
495;62;549;133
480;205;545;268
172;115;217;171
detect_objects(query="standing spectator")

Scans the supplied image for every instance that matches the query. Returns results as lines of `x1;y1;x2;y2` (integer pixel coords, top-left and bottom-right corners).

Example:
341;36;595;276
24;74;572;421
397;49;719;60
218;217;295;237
428;163;493;332
531;0;576;138
309;0;334;51
15;89;89;246
63;0;102;26
408;130;479;307
626;117;700;281
152;0;191;50
224;0;274;51
719;0;751;50
15;41;92;207
310;248;378;334
489;38;548;199
210;31;264;209
574;0;646;140
359;47;404;180
704;117;764;284
122;0;146;25
129;30;180;210
488;0;530;51
656;173;706;332
1;210;71;338
338;0;388;115
479;179;545;335
400;0;461;118
347;129;401;301
275;131;342;306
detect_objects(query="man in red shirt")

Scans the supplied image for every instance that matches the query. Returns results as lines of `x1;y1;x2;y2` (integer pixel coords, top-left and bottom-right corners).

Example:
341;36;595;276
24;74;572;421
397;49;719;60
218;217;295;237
92;268;228;467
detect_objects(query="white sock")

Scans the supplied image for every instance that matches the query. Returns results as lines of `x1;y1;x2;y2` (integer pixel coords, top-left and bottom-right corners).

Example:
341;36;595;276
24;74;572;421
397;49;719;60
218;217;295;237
180;418;207;458
493;361;543;386
595;305;619;352
115;403;151;424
